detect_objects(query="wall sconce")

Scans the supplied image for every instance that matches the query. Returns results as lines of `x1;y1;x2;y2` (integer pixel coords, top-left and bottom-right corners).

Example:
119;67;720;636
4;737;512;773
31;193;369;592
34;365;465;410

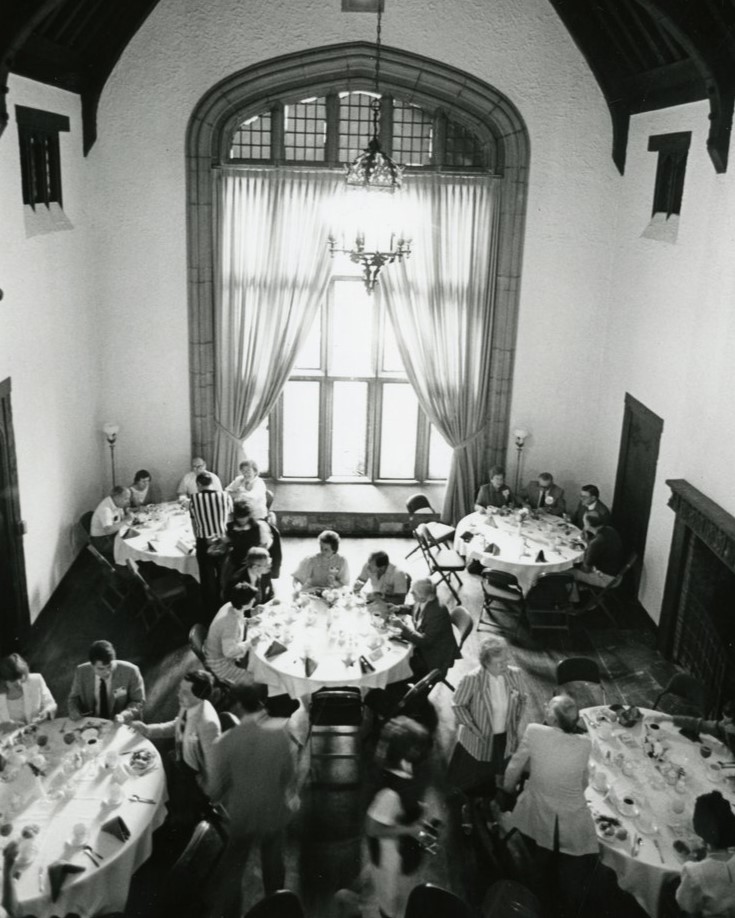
513;427;529;494
102;422;120;487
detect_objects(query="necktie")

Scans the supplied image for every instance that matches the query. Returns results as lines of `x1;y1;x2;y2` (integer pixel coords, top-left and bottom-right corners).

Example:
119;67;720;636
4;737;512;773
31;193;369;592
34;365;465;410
98;679;110;719
538;488;546;509
176;709;187;761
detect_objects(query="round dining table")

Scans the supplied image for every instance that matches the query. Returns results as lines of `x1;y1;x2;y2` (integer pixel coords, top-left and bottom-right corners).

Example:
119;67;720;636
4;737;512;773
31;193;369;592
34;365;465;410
0;717;167;918
114;500;199;581
454;510;586;594
581;704;735;917
248;592;414;699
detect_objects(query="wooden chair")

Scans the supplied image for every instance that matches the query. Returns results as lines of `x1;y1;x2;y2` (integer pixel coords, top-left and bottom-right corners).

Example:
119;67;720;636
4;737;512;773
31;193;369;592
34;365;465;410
653;672;708;717
442;606;474;691
404;883;475;918
126;558;188;633
243;890;306;918
479;569;524;636
405;493;455;559
308;687;364;787
86;544;133;615
415;523;465;602
573;552;638;628
556;656;606;705
525;572;575;636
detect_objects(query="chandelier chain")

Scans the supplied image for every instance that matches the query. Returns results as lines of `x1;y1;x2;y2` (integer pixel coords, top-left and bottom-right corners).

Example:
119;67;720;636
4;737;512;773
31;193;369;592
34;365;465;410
375;2;382;96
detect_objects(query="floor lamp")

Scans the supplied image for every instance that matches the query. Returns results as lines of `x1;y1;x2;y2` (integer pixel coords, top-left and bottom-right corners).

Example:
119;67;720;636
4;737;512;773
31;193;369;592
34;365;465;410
513;428;529;494
103;423;119;487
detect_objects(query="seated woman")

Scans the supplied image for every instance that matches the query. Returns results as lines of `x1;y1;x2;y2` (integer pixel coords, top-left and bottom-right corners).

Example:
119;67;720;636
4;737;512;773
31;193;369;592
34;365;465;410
293;530;350;593
225;459;268;520
128;469;162;508
0;654;57;727
226;547;275;606
353;551;409;605
204;583;258;686
474;465;514;512
676;790;735;917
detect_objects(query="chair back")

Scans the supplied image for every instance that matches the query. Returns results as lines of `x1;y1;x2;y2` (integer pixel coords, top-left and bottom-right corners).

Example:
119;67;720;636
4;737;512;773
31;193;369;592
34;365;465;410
450;606;473;651
392;669;442;719
556;656;601;687
405;883;475;918
607;551;639;590
79;511;93;536
653;672;708;716
188;623;208;666
482;879;543;918
87;543;116;574
406;493;435;516
481;569;522;591
310;687;363;727
243;890;305;918
164;820;227;917
126;557;156;598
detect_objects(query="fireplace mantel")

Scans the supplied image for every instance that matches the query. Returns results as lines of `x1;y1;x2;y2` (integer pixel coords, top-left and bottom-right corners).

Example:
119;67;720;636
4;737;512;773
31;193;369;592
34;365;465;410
667;479;735;575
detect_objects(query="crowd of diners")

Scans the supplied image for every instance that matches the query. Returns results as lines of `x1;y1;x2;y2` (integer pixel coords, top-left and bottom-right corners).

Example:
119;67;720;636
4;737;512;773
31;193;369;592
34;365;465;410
2;459;730;917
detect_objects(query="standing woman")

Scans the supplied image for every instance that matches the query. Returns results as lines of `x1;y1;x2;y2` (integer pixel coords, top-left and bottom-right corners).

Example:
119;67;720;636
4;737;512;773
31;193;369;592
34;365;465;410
0;654;57;727
448;635;526;797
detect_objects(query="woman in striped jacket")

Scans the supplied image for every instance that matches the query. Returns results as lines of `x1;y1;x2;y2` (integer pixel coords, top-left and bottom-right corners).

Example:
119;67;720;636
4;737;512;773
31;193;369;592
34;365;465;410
447;634;527;796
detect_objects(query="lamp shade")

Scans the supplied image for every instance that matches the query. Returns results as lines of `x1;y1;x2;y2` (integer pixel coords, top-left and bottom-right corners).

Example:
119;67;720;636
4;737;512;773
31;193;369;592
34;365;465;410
513;427;529;444
102;423;120;439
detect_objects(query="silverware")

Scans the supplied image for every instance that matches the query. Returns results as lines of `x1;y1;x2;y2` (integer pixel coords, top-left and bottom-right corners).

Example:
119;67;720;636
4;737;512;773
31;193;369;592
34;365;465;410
129;794;156;804
82;848;100;868
84;844;104;860
631;835;642;857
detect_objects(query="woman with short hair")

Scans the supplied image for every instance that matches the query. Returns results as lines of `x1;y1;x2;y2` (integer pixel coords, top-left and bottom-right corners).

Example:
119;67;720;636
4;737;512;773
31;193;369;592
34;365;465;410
128;469;162;507
225;459;268;520
0;654;57;726
292;530;350;592
227;547;274;606
204;583;258;685
676;790;735;916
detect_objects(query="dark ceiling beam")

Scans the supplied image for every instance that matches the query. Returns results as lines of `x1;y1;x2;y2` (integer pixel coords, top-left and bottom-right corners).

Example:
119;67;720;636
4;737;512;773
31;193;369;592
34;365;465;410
0;0;67;139
547;0;631;173
632;0;735;173
11;33;86;93
622;59;707;114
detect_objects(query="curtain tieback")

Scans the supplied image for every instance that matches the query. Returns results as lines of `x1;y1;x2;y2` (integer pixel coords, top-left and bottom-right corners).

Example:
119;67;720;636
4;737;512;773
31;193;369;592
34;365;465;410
453;424;491;451
214;418;247;446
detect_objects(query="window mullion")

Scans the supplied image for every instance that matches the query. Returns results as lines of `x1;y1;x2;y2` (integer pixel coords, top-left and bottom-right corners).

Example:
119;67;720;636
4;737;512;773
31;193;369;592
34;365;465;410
321;379;332;481
416;408;430;482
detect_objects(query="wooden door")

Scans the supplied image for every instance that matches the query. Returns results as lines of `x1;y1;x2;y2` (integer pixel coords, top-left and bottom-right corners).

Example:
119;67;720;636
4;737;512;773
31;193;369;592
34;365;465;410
612;393;663;598
0;379;30;651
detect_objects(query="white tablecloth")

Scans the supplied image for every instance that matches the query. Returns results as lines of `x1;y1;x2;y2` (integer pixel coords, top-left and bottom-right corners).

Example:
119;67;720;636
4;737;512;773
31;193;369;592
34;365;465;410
249;594;413;698
581;705;735;917
454;511;585;594
114;501;199;581
0;718;167;918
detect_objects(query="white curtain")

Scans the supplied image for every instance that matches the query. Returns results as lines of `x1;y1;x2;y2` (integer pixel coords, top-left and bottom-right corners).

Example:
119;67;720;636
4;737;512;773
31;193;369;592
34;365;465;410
380;173;499;523
213;168;341;480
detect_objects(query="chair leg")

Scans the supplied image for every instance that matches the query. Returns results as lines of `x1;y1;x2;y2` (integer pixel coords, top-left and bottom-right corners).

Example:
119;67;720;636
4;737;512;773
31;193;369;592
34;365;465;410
441;677;455;691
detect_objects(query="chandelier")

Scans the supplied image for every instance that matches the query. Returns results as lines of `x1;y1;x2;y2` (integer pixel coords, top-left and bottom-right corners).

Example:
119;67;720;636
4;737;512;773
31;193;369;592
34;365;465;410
327;1;411;293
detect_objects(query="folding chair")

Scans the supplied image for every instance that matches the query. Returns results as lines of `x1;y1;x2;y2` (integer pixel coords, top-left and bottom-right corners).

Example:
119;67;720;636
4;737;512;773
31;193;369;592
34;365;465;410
525;572;575;636
482;880;542;918
405;493;455;559
573;552;638;628
86;544;133;615
415;523;465;602
308;687;364;786
479;569;524;636
652;672;707;717
127;558;188;633
442;606;474;691
556;656;606;705
162;819;227;918
388;668;442;732
405;883;475;918
79;511;93;540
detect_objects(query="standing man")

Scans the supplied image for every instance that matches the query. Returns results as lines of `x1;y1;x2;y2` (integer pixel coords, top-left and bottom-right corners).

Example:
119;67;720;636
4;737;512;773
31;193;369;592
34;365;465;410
67;640;145;722
573;510;623;587
90;486;130;560
393;578;459;679
521;472;566;516
572;484;611;530
205;684;296;917
190;472;232;618
177;458;222;498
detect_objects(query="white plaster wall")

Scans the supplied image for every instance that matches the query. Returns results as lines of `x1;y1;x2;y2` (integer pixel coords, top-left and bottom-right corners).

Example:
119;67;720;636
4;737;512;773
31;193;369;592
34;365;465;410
0;77;102;621
590;101;735;621
89;0;619;497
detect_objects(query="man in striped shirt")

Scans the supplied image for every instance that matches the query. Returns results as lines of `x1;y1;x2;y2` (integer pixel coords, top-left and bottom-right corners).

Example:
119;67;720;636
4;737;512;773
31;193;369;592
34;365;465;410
190;471;232;618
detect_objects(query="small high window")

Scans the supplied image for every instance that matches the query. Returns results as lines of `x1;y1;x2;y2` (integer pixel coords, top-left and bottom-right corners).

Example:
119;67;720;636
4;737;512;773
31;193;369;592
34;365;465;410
15;106;70;209
648;131;691;218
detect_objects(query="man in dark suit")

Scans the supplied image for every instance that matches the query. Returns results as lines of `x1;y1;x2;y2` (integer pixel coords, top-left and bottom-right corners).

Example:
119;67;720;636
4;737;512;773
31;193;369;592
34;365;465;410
572;484;611;530
395;578;459;678
205;684;296;917
67;640;145;722
521;472;566;516
573;511;623;587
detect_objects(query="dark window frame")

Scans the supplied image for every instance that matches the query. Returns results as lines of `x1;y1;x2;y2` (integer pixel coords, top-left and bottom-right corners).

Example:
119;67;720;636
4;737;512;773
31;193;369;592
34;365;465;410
15;106;70;210
648;131;691;219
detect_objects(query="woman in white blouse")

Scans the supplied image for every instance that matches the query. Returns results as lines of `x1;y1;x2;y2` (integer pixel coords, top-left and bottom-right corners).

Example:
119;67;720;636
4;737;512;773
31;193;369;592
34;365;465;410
0;654;57;727
225;459;268;520
676;790;735;917
204;583;258;685
292;530;350;593
448;635;526;796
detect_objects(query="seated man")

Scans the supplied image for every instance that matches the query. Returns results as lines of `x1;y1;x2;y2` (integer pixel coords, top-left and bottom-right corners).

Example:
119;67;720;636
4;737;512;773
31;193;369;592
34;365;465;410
128;469;162;508
353;550;409;605
90;485;130;559
572;484;611;530
67;640;145;722
391;578;459;679
521;471;566;516
474;465;514;512
573;511;623;588
225;459;268;521
177;457;222;498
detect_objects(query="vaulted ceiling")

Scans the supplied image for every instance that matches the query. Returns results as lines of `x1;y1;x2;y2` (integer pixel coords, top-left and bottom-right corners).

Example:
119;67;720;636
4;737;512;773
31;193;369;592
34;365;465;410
2;0;734;171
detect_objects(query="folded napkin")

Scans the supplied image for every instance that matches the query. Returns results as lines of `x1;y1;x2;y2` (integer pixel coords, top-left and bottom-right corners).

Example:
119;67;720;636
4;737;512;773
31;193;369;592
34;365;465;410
176;538;195;554
147;541;157;553
484;515;498;528
484;543;501;557
101;815;131;842
459;530;474;543
535;550;547;562
303;657;318;677
359;655;376;674
264;640;288;660
48;862;85;902
122;528;140;540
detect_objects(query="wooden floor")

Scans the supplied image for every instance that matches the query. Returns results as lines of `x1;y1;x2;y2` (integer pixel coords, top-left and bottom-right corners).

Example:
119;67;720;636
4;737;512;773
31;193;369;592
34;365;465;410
26;536;678;918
